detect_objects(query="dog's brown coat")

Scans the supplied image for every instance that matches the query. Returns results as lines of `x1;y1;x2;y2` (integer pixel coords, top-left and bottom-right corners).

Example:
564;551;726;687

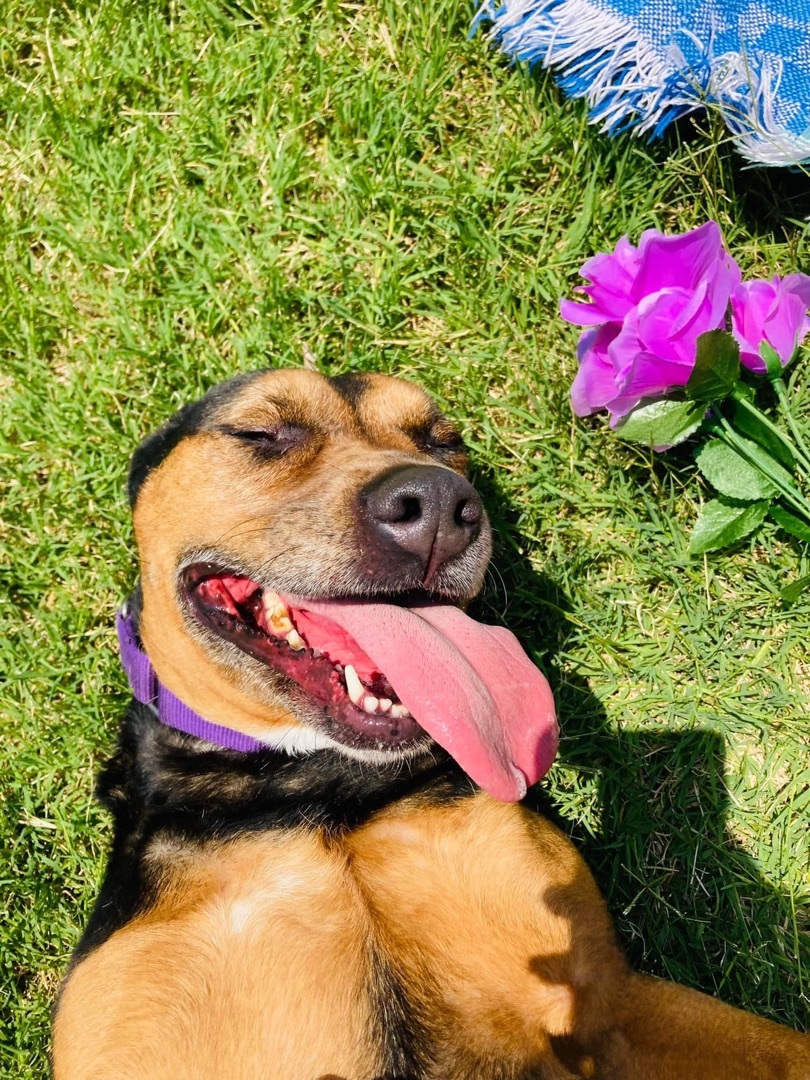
54;370;810;1079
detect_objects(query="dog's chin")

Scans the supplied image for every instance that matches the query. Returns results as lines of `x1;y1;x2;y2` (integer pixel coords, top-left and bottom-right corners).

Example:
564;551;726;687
178;561;447;757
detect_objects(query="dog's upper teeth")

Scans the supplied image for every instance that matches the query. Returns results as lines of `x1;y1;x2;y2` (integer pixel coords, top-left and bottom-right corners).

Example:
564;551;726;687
262;590;293;635
286;628;305;651
362;695;380;713
344;664;365;706
262;589;286;616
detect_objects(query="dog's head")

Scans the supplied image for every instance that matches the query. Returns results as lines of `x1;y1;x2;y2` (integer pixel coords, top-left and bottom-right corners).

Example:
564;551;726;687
128;369;557;801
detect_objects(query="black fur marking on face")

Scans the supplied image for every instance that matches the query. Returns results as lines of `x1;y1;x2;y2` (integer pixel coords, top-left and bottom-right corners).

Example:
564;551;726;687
330;372;370;408
127;370;270;507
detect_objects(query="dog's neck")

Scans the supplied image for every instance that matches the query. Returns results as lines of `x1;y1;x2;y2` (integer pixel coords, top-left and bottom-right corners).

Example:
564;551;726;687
113;593;479;837
117;602;268;753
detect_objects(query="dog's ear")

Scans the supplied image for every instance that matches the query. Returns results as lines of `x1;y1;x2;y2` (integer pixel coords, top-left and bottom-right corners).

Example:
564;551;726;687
127;400;205;508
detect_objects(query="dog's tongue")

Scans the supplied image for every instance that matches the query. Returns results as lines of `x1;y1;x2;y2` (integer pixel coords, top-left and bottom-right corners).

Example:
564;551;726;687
292;599;558;802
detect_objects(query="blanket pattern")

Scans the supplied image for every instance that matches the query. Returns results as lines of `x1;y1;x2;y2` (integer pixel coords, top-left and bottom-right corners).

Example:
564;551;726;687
476;0;810;166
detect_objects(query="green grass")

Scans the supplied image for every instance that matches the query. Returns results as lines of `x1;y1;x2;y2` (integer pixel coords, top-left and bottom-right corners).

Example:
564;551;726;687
1;0;809;1073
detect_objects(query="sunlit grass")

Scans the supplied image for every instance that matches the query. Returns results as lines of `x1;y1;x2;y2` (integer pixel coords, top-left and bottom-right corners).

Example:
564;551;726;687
1;1;808;1072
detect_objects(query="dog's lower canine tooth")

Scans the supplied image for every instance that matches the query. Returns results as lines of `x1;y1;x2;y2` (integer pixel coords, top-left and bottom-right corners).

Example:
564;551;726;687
286;629;305;651
344;664;365;706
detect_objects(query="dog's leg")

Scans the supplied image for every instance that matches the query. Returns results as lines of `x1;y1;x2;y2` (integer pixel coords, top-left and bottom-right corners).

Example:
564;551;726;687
352;793;809;1080
566;972;810;1080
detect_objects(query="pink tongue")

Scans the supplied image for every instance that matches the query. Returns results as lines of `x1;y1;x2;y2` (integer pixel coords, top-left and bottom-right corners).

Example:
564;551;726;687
291;599;558;802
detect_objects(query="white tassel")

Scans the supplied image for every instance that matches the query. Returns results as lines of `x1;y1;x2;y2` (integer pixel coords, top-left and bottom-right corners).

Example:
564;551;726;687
476;0;810;166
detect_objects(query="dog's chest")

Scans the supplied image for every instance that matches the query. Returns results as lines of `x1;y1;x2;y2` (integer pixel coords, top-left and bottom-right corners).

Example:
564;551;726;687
155;795;593;1077
59;795;607;1079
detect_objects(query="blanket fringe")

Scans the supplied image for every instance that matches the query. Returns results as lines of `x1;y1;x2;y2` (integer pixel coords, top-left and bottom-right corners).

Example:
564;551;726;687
475;0;810;166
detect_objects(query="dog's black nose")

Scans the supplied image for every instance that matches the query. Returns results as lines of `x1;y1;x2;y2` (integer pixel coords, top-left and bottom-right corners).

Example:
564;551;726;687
360;465;483;580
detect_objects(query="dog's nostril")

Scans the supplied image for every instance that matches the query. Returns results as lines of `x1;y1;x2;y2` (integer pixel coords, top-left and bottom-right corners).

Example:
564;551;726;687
399;496;421;524
455;498;481;527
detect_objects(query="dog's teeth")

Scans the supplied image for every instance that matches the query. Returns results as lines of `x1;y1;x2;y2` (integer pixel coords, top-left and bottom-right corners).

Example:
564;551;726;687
377;698;392;713
390;704;411;719
262;589;284;613
344;664;365;706
362;695;380;713
286;629;305;651
262;590;293;634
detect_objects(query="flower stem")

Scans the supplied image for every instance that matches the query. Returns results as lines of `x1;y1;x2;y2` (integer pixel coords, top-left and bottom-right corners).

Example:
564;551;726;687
731;393;810;477
772;376;810;475
713;412;810;522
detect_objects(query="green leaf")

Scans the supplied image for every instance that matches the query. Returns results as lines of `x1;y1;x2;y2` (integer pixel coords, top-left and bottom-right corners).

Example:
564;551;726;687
689;498;769;555
760;341;784;381
731;399;795;470
769;504;810;544
695;439;780;500
781;573;810;605
615;398;705;448
686;330;741;402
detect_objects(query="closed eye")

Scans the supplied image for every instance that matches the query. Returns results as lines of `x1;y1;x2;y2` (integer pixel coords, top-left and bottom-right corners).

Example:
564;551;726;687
220;424;310;455
426;432;464;451
419;424;466;455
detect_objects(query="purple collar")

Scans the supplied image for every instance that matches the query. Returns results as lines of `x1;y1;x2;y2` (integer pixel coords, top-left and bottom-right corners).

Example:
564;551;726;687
116;606;267;753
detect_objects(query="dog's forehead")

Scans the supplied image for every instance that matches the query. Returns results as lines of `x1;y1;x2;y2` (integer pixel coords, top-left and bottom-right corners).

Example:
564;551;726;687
212;368;443;434
333;373;443;435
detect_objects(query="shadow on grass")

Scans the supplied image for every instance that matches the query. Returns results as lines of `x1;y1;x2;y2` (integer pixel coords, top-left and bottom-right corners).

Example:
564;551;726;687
470;469;803;1024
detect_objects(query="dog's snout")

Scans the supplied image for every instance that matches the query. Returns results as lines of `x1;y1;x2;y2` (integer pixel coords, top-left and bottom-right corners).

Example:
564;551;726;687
360;465;483;580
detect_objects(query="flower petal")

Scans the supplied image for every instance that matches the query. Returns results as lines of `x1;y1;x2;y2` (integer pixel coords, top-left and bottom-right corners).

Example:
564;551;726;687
609;352;694;419
783;273;810;350
782;272;810;308
559;294;608;327
762;290;807;363
731;280;776;369
570;324;621;416
635;285;709;364
561;236;644;326
733;275;810;372
633;221;740;298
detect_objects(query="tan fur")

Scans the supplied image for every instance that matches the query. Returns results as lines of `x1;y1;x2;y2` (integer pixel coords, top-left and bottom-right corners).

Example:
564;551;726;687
55;370;810;1078
54;831;382;1080
57;789;809;1078
347;793;628;1077
133;370;469;742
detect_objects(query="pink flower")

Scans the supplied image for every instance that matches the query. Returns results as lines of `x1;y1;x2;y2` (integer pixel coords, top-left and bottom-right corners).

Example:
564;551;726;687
561;222;741;423
731;274;810;373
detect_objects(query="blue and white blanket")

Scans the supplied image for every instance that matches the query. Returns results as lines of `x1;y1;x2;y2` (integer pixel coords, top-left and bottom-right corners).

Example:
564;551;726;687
475;0;810;166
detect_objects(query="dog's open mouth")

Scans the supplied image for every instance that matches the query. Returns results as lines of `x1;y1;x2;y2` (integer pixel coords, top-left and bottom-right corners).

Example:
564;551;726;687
182;562;560;803
183;564;425;749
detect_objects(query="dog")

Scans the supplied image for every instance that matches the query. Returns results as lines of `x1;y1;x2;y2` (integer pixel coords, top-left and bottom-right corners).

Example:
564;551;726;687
54;368;810;1079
